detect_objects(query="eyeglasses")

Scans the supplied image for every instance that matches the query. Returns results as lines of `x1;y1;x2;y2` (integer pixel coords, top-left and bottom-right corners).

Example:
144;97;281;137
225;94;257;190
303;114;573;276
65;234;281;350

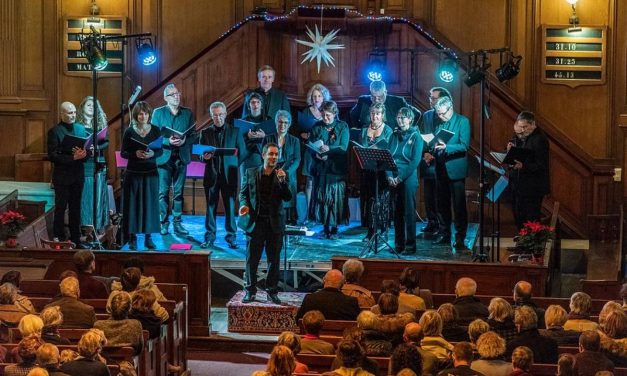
211;112;226;118
166;92;181;97
436;106;451;116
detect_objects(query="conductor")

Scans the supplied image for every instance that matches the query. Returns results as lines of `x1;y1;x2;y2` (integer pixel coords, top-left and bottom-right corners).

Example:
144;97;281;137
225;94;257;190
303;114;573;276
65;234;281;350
239;143;292;304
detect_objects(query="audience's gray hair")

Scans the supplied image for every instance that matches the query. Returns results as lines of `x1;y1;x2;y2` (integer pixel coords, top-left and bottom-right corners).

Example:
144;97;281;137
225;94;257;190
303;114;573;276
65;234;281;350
342;259;365;283
569;292;592;315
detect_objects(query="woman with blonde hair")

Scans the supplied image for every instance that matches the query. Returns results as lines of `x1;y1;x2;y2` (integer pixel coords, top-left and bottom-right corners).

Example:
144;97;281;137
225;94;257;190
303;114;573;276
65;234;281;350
61;330;109;376
471;331;512;376
266;345;295;376
419;310;454;361
26;368;49;376
95;290;144;354
487;297;517;342
539;304;579;345
40;306;70;345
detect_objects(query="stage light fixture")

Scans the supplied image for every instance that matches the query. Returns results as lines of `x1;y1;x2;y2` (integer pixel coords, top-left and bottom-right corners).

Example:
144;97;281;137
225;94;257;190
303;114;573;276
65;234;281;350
136;38;157;66
464;66;486;87
496;54;522;82
366;51;386;82
438;58;457;83
81;36;108;71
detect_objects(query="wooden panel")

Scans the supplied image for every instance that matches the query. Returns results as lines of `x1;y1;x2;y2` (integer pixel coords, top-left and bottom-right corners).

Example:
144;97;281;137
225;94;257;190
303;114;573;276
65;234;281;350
21;0;45;91
25;118;46;153
0;0;18;97
331;256;549;296
0;115;25;178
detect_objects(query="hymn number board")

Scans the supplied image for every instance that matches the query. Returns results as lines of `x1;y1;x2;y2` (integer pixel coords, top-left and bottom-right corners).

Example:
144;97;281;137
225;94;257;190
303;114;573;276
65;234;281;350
541;25;607;88
63;16;127;77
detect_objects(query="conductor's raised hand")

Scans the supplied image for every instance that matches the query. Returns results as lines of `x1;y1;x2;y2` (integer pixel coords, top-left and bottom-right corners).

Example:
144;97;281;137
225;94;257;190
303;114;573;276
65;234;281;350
276;168;286;183
239;205;249;216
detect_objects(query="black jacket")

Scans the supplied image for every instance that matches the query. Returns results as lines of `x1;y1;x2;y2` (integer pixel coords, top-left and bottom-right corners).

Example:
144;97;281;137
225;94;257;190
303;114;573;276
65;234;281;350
509;127;550;197
296;287;360;321
238;166;292;234
199;123;247;187
47;121;88;185
453;295;489;325
506;328;558;364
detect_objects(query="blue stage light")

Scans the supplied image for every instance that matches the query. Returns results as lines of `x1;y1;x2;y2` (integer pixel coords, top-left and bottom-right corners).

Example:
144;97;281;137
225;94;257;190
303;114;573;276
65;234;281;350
366;52;386;82
438;58;456;83
136;38;157;66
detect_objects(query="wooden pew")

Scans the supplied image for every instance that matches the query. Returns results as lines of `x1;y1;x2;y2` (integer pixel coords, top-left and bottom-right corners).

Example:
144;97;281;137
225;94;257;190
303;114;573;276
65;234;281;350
0;363;120;375
298;319;357;336
532;363;627;376
20;280;188;373
296;353;390;375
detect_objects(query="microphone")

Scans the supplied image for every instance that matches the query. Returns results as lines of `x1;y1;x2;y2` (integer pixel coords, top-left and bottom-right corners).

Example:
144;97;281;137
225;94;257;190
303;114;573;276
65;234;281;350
89;25;100;36
128;85;142;106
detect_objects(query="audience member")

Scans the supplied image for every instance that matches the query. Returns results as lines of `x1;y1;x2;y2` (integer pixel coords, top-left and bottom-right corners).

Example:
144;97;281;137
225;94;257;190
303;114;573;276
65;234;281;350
72;250;109;298
296;269;360;321
4;336;42;376
341;259;376;308
564;292;598;332
399;267;429;310
374;293;415;347
109;267;169;322
396;369;417;376
331;327;380;376
453;278;488;325
513;281;545;329
357;310;393;356
27;368;49;376
277;331;309;374
468;319;490;346
299;310;335;355
557;353;576;376
334;339;375;376
60;330;109;376
128;289;161;339
120;257;168;302
37;343;70;376
266;345;295;376
471;331;512;376
0;283;33;326
1;270;35;313
403;322;438;376
598;310;627;365
419;310;454;361
18;314;44;337
94;291;144;354
573;330;614;376
58;350;79;365
117;361;138;376
44;277;96;328
370;279;400;314
40;306;71;345
510;346;533;376
539;305;580;345
487;297;517;343
506;305;558;363
391;343;423;376
437;342;483;376
438;303;470;342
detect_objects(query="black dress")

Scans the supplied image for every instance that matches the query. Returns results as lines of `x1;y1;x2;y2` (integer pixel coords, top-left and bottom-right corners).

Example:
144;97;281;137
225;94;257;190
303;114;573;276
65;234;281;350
121;126;162;235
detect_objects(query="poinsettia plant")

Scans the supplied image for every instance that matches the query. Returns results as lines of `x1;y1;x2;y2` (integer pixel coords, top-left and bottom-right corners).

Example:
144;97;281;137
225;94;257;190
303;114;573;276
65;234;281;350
514;221;555;255
0;210;26;236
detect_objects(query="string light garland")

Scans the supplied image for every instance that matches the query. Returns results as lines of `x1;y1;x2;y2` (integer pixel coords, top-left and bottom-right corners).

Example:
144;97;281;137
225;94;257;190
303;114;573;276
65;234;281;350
213;5;458;60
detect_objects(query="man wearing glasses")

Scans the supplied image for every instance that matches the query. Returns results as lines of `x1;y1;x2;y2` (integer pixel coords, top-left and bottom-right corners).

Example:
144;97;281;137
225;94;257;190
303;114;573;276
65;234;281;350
151;84;198;237
349;80;410;129
199;102;247;249
432;96;471;250
418;87;452;235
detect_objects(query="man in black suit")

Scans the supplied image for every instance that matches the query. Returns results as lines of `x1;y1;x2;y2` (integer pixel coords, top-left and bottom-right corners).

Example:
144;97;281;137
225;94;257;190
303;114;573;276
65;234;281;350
241;65;290;120
238;142;292;304
507;111;550;229
200;101;247;249
418;87;452;234
296;269;361;321
349;80;410;129
47;102;88;246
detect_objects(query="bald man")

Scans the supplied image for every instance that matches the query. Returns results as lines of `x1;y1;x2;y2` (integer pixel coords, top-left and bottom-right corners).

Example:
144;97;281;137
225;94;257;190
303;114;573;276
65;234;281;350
296;269;360;321
453;277;488;325
403;322;438;375
513;280;545;329
47;102;89;246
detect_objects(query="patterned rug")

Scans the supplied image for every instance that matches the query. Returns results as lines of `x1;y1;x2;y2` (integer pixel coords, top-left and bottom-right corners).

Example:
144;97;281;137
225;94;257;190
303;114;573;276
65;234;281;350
227;291;306;334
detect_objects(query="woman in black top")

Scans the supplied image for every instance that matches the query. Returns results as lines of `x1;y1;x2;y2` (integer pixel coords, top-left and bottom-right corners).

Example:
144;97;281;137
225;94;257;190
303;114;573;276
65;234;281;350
129;289;162;339
121;101;162;250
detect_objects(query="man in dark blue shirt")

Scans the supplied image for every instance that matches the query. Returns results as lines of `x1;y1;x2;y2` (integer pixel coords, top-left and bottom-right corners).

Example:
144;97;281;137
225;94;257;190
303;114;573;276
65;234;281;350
151;84;198;236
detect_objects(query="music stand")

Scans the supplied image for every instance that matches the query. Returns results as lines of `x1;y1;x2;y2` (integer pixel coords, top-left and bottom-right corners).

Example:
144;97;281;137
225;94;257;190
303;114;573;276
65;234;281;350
353;147;399;258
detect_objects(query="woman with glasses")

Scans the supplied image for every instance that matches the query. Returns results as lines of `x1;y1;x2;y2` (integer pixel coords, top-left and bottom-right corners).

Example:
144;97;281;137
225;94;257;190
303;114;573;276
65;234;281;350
387;107;422;254
309;100;349;239
359;102;393;242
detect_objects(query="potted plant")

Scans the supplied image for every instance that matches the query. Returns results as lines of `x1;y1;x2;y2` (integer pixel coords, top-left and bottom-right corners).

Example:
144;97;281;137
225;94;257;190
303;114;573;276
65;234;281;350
1;210;26;247
513;221;555;264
